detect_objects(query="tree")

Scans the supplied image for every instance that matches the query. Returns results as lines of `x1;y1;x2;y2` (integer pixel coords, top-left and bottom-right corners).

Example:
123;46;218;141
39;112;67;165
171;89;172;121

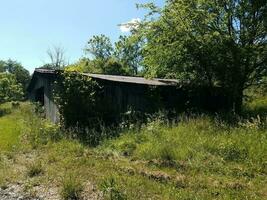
0;59;30;93
103;57;130;75
0;73;23;103
85;34;113;61
4;59;30;92
46;46;67;69
114;35;144;75
139;0;267;112
0;60;6;72
83;35;132;75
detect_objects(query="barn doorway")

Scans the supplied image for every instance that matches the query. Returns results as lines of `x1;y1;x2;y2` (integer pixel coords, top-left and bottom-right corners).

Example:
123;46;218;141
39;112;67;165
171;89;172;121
35;87;44;106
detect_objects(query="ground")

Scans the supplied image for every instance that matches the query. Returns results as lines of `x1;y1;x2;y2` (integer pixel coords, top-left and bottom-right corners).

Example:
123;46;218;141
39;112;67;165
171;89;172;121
0;94;266;199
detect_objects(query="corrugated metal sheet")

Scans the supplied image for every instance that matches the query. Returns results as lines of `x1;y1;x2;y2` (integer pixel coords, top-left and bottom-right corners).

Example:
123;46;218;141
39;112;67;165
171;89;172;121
34;69;178;86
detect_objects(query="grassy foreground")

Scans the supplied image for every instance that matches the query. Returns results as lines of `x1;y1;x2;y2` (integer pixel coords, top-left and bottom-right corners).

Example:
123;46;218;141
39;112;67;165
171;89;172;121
0;97;266;199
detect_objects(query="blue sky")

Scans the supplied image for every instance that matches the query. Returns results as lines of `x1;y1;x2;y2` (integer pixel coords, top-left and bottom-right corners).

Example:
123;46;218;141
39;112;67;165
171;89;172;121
0;0;164;73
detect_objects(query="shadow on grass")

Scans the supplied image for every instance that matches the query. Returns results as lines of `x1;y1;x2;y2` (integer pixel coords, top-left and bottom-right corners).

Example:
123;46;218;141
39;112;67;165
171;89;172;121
0;107;11;118
242;106;267;118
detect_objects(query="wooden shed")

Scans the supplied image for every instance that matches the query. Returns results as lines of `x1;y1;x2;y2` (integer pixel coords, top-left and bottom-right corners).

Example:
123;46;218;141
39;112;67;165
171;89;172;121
27;69;181;123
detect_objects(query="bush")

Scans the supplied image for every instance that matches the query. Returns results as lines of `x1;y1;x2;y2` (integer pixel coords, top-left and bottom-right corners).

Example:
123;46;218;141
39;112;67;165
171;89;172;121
21;103;62;148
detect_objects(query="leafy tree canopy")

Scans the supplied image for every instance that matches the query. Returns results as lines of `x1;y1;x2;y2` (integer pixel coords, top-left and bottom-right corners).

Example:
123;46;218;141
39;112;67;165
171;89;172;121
82;34;143;76
0;73;24;103
137;0;267;112
85;34;113;61
114;35;144;75
0;59;30;92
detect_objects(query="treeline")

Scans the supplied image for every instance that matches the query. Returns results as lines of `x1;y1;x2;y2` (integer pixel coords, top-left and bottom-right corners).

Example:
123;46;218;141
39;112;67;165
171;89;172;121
64;0;267;113
1;0;266;113
65;34;143;76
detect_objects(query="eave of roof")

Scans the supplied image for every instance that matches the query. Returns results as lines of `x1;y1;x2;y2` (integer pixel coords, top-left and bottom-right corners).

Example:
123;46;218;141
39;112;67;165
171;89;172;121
33;68;178;86
83;73;178;86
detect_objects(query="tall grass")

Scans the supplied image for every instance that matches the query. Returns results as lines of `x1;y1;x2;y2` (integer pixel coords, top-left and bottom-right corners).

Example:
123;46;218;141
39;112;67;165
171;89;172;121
60;174;83;200
0;93;266;199
0;103;24;152
100;115;267;171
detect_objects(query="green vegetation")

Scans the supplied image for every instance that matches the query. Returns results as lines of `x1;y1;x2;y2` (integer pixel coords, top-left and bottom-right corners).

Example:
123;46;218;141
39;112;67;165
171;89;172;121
27;161;44;178
0;59;30;103
64;0;267;113
66;34;142;76
0;59;30;93
0;95;266;199
61;174;83;200
0;74;24;103
0;103;24;151
137;0;267;112
0;0;266;198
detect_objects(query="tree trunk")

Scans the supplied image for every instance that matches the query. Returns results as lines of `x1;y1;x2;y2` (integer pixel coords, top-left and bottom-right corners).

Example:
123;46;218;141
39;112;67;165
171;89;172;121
231;85;244;114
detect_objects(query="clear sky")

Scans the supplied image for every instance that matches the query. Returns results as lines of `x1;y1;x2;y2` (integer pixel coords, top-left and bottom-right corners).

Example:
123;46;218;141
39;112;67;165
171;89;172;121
0;0;164;73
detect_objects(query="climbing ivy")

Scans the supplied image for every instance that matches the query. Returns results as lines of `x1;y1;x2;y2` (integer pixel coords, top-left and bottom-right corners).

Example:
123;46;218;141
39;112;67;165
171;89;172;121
54;71;102;129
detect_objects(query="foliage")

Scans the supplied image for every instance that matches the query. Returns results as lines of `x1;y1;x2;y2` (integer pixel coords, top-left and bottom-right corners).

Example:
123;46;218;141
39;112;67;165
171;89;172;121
101;114;267;169
243;88;267;117
65;58;97;73
114;35;144;75
54;71;101;127
27;161;44;177
60;174;83;200
54;71;121;145
0;59;30;93
0;103;23;152
101;177;127;200
103;57;130;75
0;99;266;199
137;0;267;112
18;102;62;148
85;34;113;61
81;34;143;76
0;73;24;103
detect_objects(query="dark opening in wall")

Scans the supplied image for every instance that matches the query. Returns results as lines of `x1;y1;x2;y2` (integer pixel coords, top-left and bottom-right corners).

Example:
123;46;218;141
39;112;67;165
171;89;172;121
35;87;44;106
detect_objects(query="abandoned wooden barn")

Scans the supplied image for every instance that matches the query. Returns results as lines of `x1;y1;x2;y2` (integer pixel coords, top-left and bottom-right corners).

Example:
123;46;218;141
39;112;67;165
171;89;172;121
27;69;183;123
27;69;230;125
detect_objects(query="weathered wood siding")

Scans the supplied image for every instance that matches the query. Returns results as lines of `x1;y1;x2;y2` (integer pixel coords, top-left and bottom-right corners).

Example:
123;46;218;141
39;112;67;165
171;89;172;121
28;74;59;123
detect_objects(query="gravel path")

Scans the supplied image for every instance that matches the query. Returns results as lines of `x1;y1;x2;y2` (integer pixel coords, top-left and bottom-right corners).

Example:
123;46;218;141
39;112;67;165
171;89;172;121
0;183;102;200
0;185;40;200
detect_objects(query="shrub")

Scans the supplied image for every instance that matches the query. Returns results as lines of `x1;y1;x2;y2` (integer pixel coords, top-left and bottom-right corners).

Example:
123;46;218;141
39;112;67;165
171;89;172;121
54;71;104;129
21;104;61;148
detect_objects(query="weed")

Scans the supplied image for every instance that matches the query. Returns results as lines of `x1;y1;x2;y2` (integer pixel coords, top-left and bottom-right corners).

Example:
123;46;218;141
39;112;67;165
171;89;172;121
0;100;266;199
101;177;127;200
27;161;44;177
60;174;83;200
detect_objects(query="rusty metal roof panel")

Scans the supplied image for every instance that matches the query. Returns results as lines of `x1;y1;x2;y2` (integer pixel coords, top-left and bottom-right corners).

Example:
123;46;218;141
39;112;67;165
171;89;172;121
83;73;178;86
33;69;178;86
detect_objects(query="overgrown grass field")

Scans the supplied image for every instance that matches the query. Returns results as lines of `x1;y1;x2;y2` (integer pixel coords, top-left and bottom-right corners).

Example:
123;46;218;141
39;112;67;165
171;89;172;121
0;94;266;199
0;103;24;152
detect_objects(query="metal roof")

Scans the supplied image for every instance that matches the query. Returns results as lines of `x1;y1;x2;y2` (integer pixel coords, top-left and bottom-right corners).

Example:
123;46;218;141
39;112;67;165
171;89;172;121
34;68;178;86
